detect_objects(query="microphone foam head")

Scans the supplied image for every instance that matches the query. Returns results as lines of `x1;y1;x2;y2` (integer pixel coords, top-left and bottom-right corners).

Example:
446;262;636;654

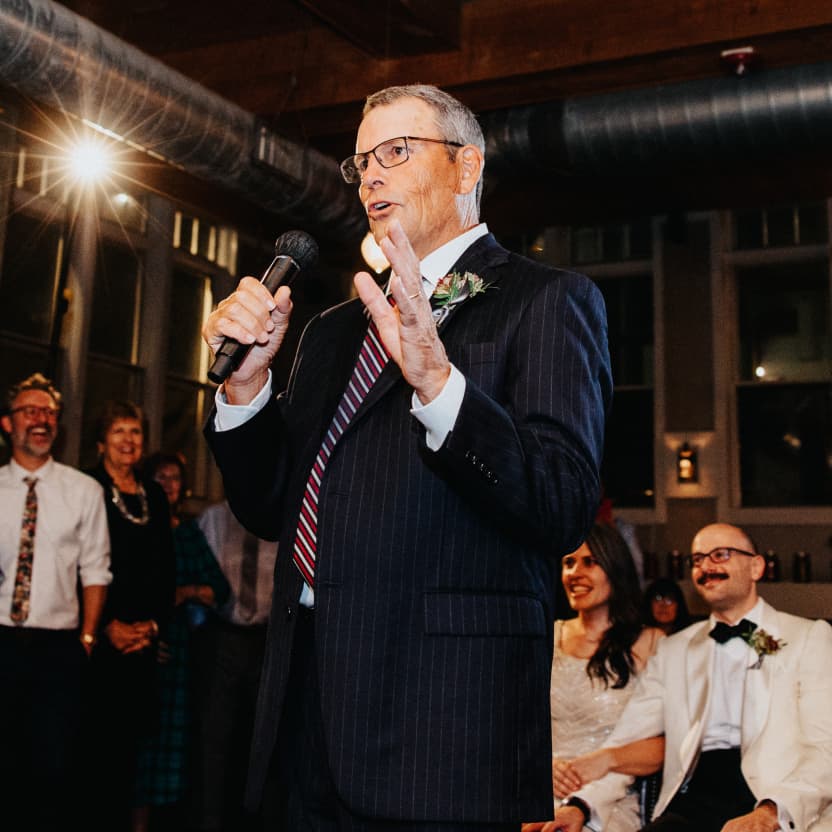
275;230;319;271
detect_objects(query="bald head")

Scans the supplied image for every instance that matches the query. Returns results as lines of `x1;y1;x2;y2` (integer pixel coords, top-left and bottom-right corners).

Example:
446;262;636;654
690;522;764;621
691;523;756;557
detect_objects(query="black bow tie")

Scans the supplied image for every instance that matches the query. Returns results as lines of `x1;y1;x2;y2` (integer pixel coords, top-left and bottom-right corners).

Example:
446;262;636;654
709;619;757;644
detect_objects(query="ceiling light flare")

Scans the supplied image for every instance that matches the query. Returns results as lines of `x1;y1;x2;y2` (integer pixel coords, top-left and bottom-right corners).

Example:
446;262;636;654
67;137;113;185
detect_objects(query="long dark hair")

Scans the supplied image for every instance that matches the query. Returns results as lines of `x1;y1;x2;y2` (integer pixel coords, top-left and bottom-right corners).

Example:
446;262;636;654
576;523;644;689
641;577;691;633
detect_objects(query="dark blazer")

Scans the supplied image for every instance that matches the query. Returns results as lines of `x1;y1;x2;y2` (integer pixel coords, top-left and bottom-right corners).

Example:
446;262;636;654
206;234;612;823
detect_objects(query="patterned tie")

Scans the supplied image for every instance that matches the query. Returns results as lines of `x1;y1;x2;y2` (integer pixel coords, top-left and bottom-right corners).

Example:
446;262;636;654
292;318;390;586
10;476;38;624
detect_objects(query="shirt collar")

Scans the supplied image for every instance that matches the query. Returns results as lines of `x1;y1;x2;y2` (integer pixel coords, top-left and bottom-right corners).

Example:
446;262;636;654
9;456;54;483
708;596;765;630
419;223;489;291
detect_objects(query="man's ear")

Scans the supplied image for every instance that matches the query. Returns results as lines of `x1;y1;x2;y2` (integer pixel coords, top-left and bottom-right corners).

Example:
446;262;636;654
456;145;484;196
750;554;766;582
0;415;11;435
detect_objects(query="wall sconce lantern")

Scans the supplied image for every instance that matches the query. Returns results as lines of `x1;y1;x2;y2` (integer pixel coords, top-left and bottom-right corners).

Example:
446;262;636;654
676;442;698;484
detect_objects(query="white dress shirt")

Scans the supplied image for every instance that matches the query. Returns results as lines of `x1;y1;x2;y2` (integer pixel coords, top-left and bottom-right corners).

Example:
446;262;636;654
705;598;793;832
197;501;276;626
0;458;111;629
213;224;490;607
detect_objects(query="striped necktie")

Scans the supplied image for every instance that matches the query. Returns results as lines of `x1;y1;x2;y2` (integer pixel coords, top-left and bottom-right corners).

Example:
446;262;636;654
292;318;390;587
10;476;38;624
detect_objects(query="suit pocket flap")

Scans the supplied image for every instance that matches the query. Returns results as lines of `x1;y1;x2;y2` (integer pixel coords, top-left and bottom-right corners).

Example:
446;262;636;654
424;591;547;637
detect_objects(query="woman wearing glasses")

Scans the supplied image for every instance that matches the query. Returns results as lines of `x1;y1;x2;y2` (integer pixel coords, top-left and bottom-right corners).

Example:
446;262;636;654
524;523;665;832
641;577;692;636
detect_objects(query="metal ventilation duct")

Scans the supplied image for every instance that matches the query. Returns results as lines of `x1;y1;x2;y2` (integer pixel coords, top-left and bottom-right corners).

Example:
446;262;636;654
0;0;367;243
483;61;832;176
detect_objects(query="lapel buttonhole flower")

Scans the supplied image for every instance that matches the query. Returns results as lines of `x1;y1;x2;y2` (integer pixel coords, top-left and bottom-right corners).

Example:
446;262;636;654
742;627;786;669
431;271;495;325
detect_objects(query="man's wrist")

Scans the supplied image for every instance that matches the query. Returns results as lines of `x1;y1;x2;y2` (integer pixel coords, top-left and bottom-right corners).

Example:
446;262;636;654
562;796;591;825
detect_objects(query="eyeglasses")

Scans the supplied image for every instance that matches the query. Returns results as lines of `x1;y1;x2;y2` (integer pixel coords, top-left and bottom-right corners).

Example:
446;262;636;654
651;594;678;605
687;547;757;568
562;554;599;570
10;405;60;421
340;136;464;183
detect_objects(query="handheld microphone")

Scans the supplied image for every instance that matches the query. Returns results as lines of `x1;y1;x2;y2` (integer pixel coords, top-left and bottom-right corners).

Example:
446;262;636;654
207;230;319;384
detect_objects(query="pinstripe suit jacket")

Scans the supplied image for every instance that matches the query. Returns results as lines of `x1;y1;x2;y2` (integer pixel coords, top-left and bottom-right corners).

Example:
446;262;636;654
206;233;612;822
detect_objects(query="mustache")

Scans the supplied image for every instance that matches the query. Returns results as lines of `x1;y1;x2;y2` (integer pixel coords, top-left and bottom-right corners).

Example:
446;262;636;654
697;572;729;586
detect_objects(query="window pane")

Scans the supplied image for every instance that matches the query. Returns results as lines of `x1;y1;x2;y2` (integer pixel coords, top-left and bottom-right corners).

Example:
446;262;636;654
737;261;830;382
88;241;141;361
595;275;654;387
601;389;655;508
167;269;210;379
738;383;832;506
735;210;763;250
0;213;61;339
766;205;796;248
798;201;828;245
162;380;208;496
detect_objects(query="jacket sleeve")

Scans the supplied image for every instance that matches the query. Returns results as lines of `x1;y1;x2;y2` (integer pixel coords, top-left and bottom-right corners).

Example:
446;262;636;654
430;271;612;554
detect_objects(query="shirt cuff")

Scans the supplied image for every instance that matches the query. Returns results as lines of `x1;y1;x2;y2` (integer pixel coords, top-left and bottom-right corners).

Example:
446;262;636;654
758;799;793;832
213;371;272;432
410;364;465;451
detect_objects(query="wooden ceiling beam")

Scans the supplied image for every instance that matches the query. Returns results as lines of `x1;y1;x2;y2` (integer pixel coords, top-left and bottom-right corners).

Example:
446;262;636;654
158;0;832;119
297;0;461;57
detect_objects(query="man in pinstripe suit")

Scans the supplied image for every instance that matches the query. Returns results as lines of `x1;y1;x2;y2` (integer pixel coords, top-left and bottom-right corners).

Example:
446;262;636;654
203;84;612;830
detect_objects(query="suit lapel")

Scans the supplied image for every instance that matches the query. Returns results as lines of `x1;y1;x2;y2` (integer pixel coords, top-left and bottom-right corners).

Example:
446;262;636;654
741;601;778;752
346;233;510;427
680;625;714;771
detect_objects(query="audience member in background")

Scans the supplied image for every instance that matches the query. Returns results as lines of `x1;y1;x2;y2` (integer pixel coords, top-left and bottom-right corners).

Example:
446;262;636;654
552;522;832;832
523;523;664;832
192;500;278;832
133;452;230;832
641;577;692;635
85;401;176;832
0;373;111;832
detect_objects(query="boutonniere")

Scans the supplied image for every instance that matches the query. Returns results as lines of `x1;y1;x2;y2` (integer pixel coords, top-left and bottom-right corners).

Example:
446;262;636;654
743;628;786;669
431;271;494;325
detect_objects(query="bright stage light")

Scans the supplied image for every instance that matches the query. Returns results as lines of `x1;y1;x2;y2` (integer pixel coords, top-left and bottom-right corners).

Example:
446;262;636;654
67;138;113;184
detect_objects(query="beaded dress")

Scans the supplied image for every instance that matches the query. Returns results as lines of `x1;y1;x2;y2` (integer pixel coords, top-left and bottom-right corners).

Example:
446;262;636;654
550;620;642;832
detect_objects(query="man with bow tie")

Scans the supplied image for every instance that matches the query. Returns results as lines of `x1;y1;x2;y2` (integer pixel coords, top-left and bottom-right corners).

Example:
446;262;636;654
202;83;611;829
548;522;832;832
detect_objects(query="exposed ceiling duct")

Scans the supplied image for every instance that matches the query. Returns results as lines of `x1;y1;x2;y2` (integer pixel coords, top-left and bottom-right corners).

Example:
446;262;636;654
3;0;832;243
482;61;832;177
0;0;368;244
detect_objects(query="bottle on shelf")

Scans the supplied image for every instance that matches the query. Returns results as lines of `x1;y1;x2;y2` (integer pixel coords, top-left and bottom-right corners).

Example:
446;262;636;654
792;550;812;583
667;549;685;581
764;549;780;582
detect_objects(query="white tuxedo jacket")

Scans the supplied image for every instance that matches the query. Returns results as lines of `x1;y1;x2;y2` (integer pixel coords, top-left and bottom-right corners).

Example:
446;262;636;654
577;600;832;831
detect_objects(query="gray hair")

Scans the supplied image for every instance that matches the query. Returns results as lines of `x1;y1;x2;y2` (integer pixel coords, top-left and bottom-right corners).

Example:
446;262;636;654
364;84;485;209
5;372;62;413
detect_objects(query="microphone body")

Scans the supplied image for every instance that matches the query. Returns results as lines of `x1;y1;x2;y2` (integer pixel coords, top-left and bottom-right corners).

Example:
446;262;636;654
208;230;318;384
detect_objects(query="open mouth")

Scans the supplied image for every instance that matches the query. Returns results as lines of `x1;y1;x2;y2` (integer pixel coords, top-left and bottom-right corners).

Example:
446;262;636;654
367;200;393;217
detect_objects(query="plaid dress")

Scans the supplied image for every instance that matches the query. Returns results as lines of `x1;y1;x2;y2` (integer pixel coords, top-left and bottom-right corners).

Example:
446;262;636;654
134;518;231;806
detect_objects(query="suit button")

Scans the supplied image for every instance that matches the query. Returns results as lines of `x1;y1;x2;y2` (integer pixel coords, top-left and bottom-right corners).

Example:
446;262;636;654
286;606;293;620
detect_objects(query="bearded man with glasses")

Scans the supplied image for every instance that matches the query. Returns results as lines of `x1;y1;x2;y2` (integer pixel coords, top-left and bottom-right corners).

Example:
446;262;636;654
0;373;111;830
546;522;832;832
203;83;612;830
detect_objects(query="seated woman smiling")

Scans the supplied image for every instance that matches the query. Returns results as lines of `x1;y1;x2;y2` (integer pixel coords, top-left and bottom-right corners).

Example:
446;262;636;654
524;523;665;832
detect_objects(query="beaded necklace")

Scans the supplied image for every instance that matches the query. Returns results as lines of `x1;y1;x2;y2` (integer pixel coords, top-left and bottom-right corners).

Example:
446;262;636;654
110;482;150;526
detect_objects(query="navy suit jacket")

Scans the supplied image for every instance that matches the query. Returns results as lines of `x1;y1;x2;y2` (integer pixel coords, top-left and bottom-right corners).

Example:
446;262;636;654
206;234;612;822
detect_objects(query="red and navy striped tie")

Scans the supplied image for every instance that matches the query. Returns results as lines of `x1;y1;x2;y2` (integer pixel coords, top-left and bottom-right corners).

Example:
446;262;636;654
292;318;390;586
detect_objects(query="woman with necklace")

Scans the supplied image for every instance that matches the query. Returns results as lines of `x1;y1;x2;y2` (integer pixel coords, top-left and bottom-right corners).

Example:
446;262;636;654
85;400;175;832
